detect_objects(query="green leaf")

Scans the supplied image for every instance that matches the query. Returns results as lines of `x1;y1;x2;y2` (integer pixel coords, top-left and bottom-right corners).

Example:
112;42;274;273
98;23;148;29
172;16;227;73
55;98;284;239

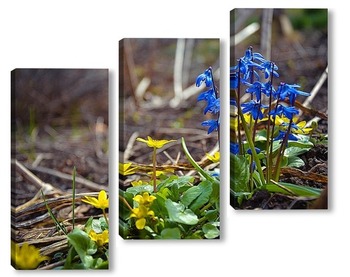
165;199;198;225
67;228;97;268
181;186;201;207
189;180;213;211
126;184;153;195
230;154;250;192
204;210;219;221
287;156;305;168
202;223;220;239
160;228;181;239
284;146;310;157
266;182;322;197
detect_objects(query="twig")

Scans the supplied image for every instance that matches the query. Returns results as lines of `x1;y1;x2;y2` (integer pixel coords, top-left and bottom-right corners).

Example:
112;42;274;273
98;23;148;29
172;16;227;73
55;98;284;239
23;163;107;192
231;22;260;46
123;131;139;161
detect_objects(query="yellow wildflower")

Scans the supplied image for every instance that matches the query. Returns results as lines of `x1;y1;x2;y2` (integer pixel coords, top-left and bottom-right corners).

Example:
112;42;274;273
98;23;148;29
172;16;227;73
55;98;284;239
11;241;49;269
89;230;109;247
147;168;174;177
82;190;109;210
205;151;220;163
119;162;138;176
130;205;155;230
136;136;176;149
133;192;156;206
131;180;146;187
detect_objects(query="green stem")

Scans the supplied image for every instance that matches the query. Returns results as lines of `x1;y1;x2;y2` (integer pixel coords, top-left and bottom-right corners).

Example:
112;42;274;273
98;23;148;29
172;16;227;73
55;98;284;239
181;137;219;186
237;105;266;187
152;147;157;192
102;209;109;226
274;118;293;181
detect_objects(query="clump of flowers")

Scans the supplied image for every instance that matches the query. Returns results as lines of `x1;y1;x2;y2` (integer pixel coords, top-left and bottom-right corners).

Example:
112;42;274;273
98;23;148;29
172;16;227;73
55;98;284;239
129;192;156;230
230;46;321;205
196;67;220;135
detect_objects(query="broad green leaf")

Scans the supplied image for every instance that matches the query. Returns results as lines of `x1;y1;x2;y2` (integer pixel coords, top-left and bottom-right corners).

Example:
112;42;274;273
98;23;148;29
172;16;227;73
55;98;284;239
202;223;220;239
67;228;97;268
230;154;250;192
189;180;213;211
165;199;198;225
181;186;201;207
204;210;219;221
160;228;181;239
284;146;310;157
287;156;305;168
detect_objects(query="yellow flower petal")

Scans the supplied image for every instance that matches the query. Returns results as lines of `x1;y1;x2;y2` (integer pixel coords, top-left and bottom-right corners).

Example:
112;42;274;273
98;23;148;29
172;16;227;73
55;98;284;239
205;152;220;163
136;218;146;230
11;242;49;269
82;190;109;210
119;162;138;176
136;136;176;149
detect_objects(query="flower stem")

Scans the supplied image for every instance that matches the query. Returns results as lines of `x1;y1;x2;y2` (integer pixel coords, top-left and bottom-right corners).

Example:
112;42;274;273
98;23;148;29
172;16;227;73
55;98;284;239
152;147;157;192
102;209;109;226
237;104;266;187
273;117;293;181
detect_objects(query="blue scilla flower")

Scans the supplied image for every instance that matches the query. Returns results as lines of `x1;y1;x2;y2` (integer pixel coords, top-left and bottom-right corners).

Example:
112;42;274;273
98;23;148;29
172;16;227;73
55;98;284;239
241;100;268;120
201;119;219;134
274;82;310;105
259;61;279;79
204;97;220;115
196;67;213;88
274;130;299;142
196;67;220;134
230;142;239;155
245;81;274;102
247;147;261;155
269;104;299;120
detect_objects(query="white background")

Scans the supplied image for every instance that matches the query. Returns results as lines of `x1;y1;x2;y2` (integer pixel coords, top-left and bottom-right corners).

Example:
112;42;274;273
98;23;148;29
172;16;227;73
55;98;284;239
1;1;348;276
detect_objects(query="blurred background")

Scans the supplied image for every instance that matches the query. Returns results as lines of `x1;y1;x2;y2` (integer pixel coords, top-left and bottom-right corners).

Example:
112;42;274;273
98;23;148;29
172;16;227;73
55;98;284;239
12;69;109;206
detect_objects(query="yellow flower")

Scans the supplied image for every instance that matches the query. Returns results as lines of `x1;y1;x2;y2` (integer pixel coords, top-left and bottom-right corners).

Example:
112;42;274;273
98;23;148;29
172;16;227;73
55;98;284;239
205;151;220;163
131;180;146;187
130;205;155;230
147;168;174;177
273;115;313;134
89;230;109;247
133;192;156;206
82;190;109;210
136;136;176;149
119;162;138;176
11;241;49;269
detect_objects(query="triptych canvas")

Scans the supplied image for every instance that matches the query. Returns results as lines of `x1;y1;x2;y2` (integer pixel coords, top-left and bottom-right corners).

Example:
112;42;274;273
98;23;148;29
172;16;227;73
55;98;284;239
11;8;328;269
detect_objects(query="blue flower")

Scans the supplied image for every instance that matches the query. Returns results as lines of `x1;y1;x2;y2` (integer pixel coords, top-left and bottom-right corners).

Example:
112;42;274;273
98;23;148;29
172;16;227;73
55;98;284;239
274;130;299;141
269;104;299;120
197;88;215;102
201;119;219;134
274;82;310;105
247;147;261;155
259;61;279;79
241;100;268;120
230;142;239;155
196;67;213;87
245;81;272;102
204;97;220;115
